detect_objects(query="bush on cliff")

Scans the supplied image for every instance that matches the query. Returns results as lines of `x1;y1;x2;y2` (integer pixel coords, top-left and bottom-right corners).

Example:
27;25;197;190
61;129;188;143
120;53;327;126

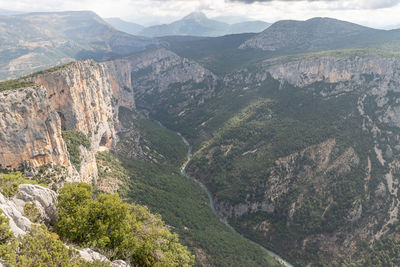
0;171;37;197
0;211;106;266
56;182;194;266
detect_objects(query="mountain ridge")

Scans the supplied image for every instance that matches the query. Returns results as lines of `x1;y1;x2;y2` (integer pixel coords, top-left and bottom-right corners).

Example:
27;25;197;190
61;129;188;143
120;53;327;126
0;10;156;80
104;17;144;35
239;17;384;51
136;12;270;37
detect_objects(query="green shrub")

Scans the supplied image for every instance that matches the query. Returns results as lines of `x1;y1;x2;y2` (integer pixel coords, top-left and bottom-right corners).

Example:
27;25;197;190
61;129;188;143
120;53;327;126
23;202;40;223
62;130;91;169
0;62;74;93
0;211;106;267
0;171;37;197
56;182;194;266
96;152;128;188
15;225;109;267
0;79;35;92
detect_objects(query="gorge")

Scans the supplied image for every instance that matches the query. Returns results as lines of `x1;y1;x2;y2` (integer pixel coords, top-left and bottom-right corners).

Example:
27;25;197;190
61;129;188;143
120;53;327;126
1;12;400;266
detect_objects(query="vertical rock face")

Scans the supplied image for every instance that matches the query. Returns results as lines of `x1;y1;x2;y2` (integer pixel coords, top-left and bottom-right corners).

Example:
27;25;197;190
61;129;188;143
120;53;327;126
0;48;216;185
126;48;218;113
31;60;136;183
0;86;69;169
264;56;400;89
0;59;136;183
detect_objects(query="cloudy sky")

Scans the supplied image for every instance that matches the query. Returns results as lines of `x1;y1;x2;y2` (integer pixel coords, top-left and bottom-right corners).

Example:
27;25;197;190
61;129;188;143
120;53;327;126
1;0;400;29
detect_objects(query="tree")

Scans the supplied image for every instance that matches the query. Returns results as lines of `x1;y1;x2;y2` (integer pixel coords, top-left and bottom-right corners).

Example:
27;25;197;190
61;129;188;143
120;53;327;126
56;182;92;243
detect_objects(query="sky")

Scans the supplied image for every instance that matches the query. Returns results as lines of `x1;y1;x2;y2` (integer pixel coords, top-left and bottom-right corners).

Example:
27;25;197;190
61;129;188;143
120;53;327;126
1;0;400;29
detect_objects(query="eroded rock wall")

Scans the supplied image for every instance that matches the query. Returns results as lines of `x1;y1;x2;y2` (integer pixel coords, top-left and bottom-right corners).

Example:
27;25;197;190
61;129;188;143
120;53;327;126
0;86;69;169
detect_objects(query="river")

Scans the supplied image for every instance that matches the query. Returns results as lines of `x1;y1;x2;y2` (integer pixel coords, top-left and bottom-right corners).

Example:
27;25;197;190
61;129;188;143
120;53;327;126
177;133;293;267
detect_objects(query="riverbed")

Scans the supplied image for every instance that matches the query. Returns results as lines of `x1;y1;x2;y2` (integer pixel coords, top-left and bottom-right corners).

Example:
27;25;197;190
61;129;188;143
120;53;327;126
177;132;293;267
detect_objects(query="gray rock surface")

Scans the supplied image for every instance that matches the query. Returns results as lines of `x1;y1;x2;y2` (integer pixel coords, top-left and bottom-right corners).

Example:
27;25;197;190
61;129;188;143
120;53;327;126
111;260;130;267
78;248;131;267
78;248;110;263
17;184;58;225
0;191;32;235
0;184;57;235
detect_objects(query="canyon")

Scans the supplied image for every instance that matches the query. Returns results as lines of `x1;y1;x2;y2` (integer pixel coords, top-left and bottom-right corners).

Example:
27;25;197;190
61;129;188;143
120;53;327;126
1;15;400;265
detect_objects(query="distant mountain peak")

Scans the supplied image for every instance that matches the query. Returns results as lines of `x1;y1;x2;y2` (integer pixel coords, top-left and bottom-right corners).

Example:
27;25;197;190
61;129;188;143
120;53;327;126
182;12;208;21
137;11;269;37
306;17;337;22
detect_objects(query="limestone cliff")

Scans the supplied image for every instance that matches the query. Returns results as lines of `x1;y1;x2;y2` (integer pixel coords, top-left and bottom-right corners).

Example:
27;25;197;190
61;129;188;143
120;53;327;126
32;60;134;183
0;59;135;184
264;56;400;90
0;86;69;170
126;48;218;113
0;48;217;185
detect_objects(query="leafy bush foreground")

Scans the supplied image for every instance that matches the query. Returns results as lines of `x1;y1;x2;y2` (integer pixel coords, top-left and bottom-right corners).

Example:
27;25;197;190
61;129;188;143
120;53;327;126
0;211;108;267
0;179;193;266
56;182;194;266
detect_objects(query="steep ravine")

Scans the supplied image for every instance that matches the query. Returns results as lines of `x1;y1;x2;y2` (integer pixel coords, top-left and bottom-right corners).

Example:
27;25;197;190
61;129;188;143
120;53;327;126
178;133;293;267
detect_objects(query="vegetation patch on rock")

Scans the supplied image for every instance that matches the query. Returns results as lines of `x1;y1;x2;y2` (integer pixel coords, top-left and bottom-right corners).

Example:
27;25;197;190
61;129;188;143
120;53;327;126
62;130;91;169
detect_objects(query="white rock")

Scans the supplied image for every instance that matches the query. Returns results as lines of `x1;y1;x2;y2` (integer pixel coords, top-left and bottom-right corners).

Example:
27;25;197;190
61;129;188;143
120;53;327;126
111;260;131;267
16;184;58;225
78;248;109;262
78;248;131;267
0;183;57;236
0;191;32;235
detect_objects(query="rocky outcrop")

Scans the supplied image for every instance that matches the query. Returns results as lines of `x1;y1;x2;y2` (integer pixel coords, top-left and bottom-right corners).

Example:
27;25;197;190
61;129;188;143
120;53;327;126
264;56;400;89
0;192;32;235
78;248;130;267
17;184;58;225
0;184;56;235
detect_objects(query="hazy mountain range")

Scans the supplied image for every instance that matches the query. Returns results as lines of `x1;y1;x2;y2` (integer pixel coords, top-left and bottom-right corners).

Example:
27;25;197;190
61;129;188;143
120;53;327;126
107;12;271;37
104;17;145;35
239;17;400;54
0;11;156;80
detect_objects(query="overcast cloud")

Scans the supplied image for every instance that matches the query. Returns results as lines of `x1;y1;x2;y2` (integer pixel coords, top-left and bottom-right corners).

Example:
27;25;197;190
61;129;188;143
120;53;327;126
1;0;400;29
228;0;400;9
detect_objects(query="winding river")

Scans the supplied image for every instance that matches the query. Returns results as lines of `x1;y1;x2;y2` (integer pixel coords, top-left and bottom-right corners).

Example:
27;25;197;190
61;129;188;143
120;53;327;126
177;133;293;267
